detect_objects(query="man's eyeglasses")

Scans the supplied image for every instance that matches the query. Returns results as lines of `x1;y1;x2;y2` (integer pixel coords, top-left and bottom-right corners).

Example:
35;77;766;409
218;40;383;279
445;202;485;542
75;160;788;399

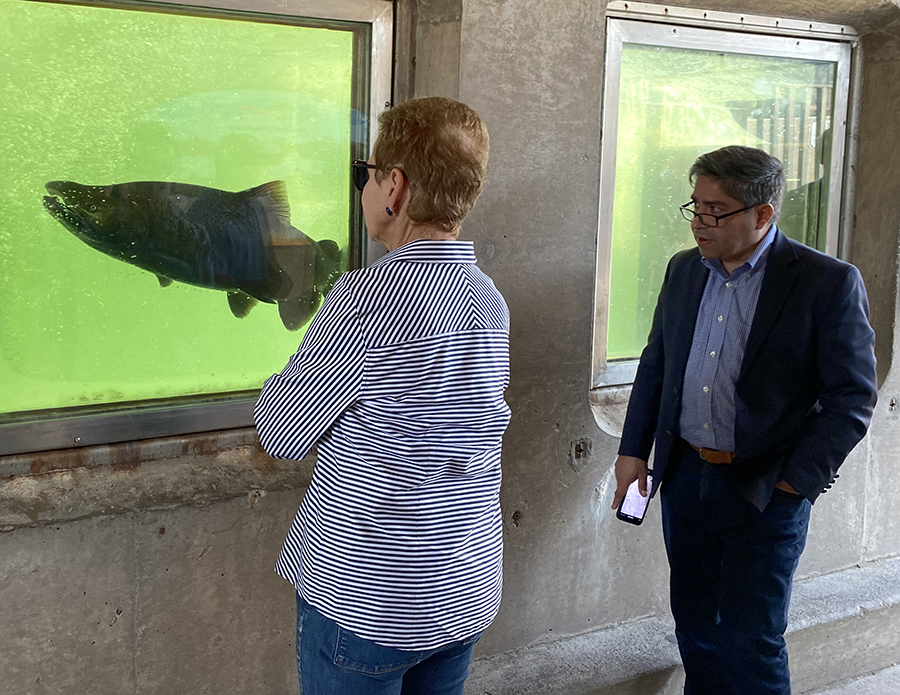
351;160;408;192
679;201;756;227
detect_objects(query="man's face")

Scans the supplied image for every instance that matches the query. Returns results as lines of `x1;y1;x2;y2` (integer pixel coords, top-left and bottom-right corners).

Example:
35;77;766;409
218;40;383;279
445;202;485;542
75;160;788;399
689;175;772;271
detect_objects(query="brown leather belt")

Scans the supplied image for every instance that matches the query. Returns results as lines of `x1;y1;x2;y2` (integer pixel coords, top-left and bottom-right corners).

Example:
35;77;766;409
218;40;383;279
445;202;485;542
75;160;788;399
687;442;735;465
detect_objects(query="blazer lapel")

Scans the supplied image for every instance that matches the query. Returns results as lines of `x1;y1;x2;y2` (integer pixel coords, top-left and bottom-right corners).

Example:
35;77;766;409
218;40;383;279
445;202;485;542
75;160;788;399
672;253;709;371
739;229;800;379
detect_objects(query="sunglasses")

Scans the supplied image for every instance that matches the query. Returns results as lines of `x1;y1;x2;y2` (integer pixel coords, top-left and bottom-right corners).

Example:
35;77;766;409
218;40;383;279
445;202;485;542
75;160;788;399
351;160;408;192
351;160;379;192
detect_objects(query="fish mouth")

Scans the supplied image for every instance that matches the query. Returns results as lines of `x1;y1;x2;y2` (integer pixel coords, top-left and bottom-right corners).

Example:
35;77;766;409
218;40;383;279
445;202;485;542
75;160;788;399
43;191;91;233
43;193;70;218
44;181;106;211
43;182;80;219
45;181;68;198
44;181;108;226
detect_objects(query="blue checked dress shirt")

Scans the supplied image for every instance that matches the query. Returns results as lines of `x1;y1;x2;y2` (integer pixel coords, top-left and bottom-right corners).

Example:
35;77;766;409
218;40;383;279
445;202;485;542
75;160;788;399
679;225;778;452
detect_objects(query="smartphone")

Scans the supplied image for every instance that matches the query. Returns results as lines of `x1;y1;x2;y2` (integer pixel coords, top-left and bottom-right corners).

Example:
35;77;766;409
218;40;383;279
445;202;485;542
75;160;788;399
616;470;653;525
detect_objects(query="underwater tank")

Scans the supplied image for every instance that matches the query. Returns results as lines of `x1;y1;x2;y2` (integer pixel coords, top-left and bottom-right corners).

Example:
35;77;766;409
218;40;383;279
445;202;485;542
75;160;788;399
0;0;375;430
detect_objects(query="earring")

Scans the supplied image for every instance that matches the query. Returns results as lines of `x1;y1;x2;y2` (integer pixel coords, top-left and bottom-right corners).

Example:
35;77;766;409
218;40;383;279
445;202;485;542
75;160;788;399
386;207;393;216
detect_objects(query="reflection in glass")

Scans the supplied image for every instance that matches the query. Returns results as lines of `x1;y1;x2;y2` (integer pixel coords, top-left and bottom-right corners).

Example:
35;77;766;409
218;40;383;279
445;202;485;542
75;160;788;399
0;0;366;415
607;44;837;361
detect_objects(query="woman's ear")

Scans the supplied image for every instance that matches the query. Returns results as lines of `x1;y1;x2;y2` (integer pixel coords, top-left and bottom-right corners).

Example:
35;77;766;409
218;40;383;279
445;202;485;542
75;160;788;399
387;168;407;210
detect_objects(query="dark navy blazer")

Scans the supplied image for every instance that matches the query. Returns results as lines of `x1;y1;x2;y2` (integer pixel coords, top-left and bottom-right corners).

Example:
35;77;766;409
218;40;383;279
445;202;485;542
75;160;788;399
618;228;878;510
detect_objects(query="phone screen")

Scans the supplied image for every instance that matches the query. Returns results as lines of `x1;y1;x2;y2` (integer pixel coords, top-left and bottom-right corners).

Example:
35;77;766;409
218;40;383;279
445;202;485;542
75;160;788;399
616;471;653;525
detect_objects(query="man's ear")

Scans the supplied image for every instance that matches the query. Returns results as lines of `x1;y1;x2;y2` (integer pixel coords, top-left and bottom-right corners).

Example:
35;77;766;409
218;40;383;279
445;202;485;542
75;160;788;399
756;203;775;231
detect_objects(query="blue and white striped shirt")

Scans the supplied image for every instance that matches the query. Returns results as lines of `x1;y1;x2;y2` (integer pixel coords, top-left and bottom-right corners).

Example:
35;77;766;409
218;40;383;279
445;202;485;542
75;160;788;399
254;239;510;650
679;225;777;451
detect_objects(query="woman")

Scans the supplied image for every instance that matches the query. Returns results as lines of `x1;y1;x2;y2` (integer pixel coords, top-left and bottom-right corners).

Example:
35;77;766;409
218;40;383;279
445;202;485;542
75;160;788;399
254;96;510;695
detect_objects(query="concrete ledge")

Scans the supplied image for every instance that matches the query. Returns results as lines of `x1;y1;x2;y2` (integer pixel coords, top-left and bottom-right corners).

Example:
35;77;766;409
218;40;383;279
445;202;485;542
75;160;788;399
465;555;900;695
790;557;900;693
0;429;312;529
465;615;682;695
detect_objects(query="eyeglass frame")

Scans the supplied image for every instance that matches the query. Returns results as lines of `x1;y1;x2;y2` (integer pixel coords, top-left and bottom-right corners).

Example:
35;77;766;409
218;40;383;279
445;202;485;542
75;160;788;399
678;200;759;227
352;159;407;192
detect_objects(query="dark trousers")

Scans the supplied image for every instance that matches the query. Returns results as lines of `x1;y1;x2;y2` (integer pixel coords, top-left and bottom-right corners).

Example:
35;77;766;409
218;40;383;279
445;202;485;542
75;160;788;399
660;445;811;695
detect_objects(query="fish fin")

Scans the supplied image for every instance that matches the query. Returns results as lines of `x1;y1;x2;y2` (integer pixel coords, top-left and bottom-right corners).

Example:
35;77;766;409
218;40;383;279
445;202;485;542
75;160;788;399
245;181;291;226
157;275;174;288
278;292;321;331
227;291;259;319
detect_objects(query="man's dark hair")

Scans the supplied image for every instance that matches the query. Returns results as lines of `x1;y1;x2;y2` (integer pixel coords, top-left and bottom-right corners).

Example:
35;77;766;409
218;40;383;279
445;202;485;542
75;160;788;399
689;146;786;221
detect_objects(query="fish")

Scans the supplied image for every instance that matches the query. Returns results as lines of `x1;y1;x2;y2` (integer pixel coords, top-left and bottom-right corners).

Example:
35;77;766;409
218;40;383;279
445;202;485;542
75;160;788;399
42;179;342;330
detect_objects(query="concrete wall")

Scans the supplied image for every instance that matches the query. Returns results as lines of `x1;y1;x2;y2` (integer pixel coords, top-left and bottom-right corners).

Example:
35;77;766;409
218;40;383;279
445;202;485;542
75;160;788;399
449;0;900;656
2;0;900;692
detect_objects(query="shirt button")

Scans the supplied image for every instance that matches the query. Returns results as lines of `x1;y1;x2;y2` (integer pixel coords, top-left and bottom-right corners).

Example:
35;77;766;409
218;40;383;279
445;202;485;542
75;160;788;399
717;315;724;322
710;351;716;357
726;282;733;288
703;423;710;430
703;386;709;393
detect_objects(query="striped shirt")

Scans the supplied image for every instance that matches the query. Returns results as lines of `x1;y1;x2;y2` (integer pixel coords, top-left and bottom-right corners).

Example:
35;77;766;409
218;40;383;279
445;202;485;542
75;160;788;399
254;239;511;650
679;224;777;451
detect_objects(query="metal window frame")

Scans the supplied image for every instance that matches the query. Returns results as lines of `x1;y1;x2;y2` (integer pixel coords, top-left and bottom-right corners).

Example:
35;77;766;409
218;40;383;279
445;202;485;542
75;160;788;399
1;0;393;456
592;3;855;389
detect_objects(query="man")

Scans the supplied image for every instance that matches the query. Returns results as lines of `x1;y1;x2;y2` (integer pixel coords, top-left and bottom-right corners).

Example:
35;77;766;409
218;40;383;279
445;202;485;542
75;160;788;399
611;145;877;695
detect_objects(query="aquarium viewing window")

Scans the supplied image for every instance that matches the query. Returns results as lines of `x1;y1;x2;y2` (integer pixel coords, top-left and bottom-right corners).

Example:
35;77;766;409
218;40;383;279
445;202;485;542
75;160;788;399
0;0;392;455
592;2;855;389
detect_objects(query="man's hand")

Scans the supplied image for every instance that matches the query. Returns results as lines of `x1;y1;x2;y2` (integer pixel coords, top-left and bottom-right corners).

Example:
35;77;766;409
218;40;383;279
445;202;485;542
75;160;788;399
612;455;649;510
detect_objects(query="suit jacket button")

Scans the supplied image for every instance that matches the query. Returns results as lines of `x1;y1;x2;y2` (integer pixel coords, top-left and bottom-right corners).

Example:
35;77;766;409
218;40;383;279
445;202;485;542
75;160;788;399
665;430;673;436
673;387;679;395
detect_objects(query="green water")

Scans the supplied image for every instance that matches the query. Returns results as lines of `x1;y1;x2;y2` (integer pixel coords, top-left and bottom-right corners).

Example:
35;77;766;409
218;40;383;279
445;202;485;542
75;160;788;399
0;0;364;415
607;44;836;361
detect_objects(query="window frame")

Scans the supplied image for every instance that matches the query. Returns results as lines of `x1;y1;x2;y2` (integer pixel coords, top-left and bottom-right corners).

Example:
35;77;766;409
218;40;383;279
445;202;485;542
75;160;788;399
592;2;856;389
0;0;393;456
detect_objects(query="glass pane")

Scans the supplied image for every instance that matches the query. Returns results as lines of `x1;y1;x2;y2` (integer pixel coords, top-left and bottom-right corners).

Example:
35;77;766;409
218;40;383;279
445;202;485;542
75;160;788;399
0;0;366;416
607;44;837;361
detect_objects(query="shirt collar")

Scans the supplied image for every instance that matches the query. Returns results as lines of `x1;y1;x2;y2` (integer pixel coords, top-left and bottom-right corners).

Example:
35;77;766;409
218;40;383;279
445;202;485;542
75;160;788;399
372;239;477;266
702;223;778;279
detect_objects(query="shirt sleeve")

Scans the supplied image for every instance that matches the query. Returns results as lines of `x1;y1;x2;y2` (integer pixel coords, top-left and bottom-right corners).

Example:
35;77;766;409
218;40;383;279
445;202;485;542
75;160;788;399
254;275;366;460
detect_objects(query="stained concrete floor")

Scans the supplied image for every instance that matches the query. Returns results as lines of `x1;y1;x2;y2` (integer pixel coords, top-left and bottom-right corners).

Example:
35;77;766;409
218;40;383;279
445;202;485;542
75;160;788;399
808;664;900;694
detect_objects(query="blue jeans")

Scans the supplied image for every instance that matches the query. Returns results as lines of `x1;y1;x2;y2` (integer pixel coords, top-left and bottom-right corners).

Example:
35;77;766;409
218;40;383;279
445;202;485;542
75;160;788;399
295;593;481;695
661;445;811;695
